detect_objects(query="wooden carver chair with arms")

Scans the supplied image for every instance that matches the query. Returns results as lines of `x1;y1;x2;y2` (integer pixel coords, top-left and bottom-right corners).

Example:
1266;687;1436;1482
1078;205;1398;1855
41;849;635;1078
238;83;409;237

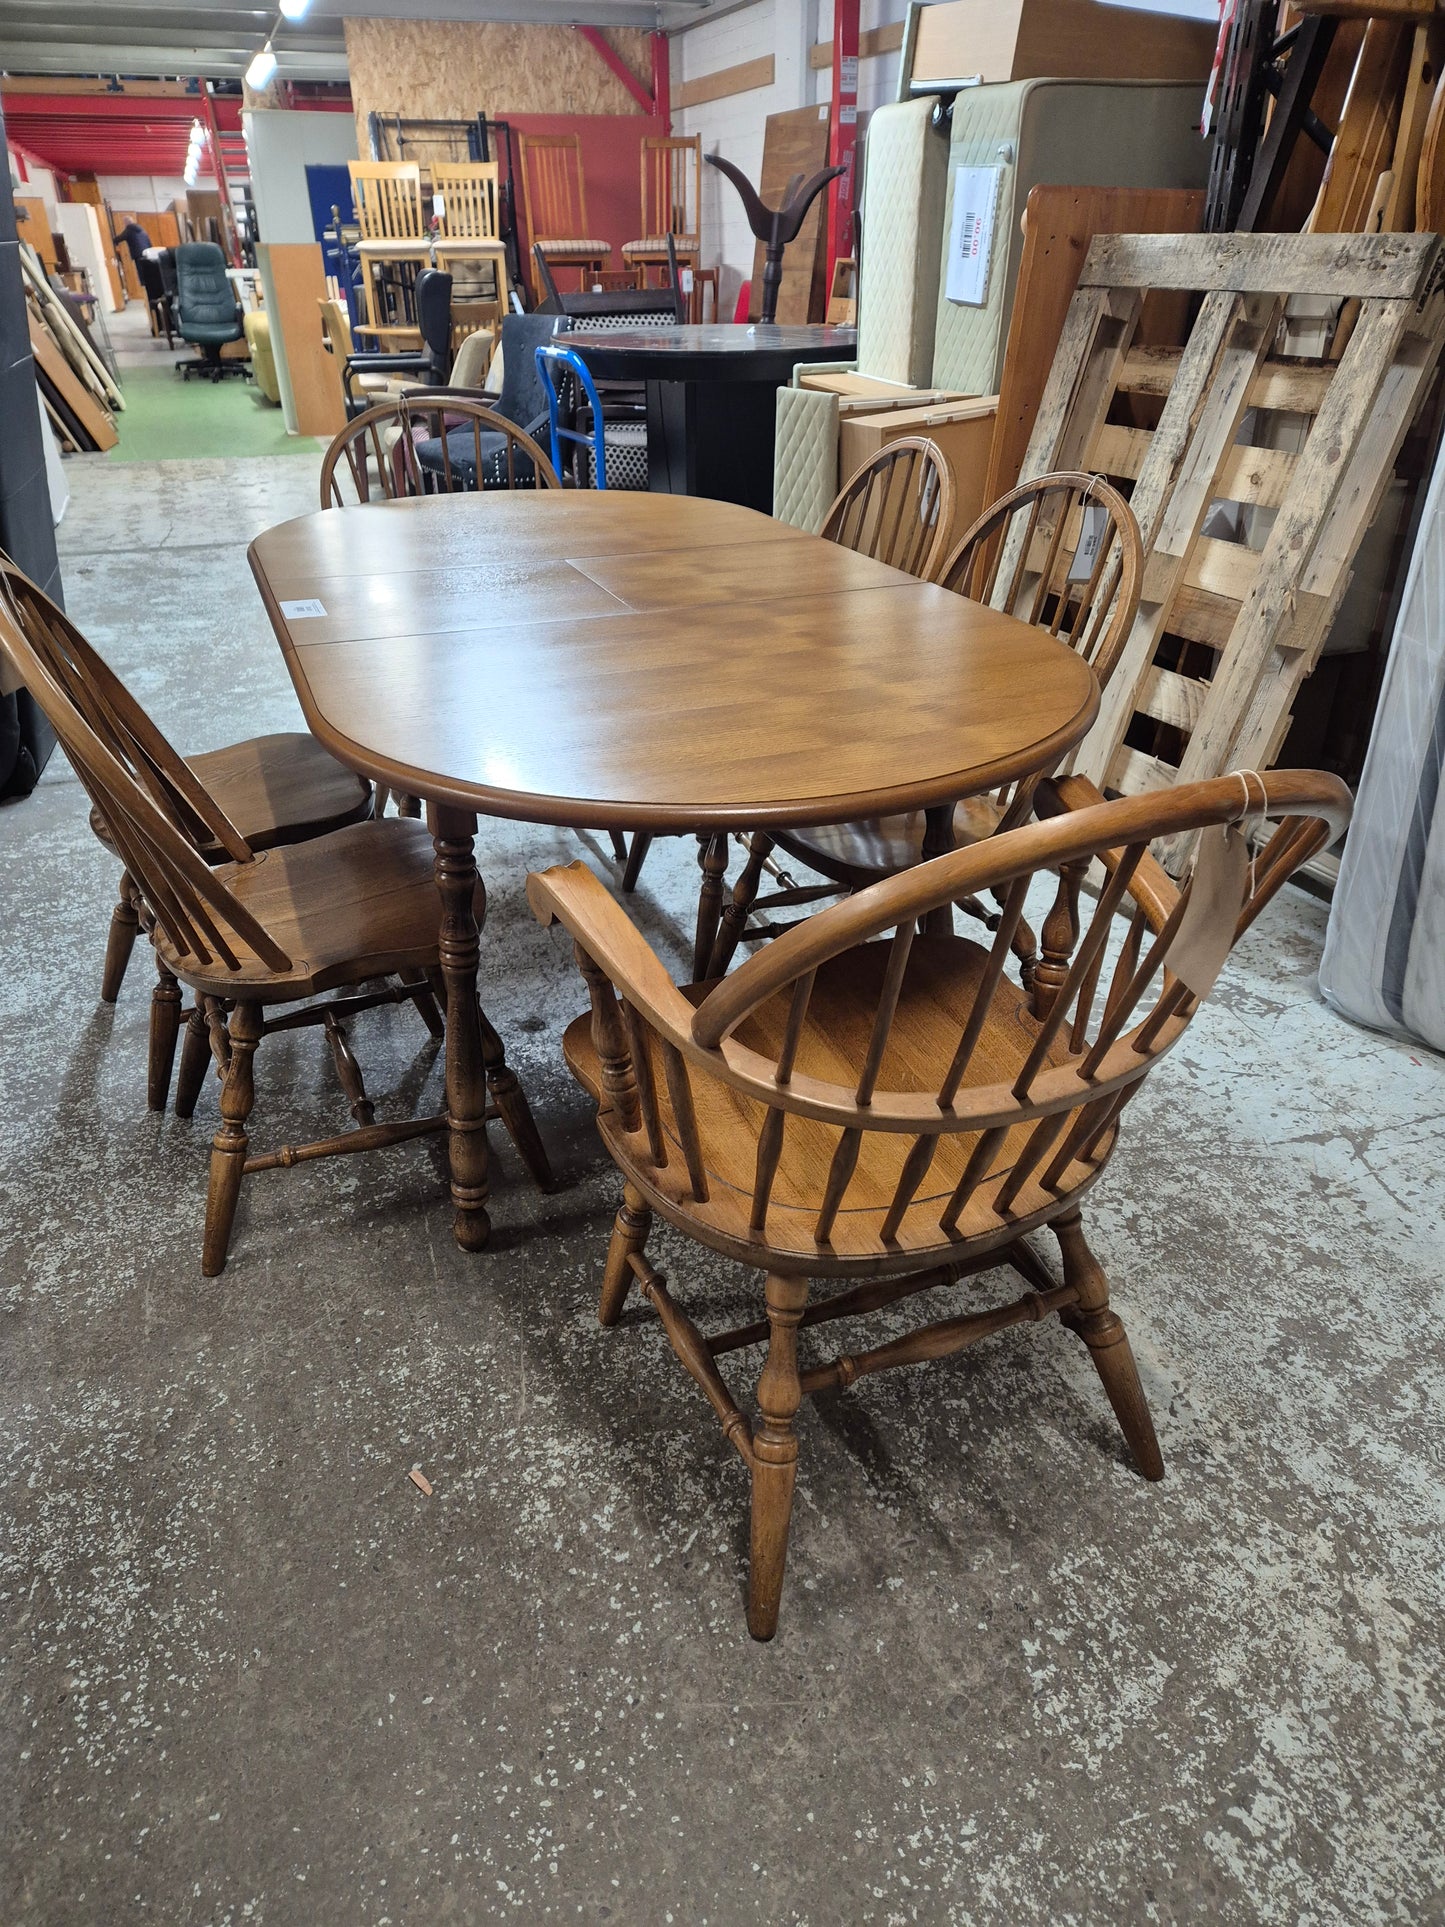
618;437;959;921
529;766;1351;1637
0;554;374;1106
0;588;554;1277
703;471;1144;979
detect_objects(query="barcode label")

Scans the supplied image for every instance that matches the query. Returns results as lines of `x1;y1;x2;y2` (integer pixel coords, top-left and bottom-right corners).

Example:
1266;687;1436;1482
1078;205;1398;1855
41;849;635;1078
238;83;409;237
1068;504;1108;582
945;167;1000;308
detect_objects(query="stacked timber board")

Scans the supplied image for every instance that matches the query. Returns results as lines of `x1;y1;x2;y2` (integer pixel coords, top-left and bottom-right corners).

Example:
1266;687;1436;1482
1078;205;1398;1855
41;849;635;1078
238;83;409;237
21;242;123;453
1003;230;1445;870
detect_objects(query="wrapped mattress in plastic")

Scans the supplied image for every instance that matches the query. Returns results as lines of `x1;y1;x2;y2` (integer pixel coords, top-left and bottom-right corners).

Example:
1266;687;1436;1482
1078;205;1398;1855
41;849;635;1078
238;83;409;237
1320;440;1445;1053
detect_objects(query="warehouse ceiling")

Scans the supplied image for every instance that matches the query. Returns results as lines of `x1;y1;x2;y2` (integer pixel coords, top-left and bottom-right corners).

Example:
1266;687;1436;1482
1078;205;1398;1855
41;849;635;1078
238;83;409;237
0;0;706;86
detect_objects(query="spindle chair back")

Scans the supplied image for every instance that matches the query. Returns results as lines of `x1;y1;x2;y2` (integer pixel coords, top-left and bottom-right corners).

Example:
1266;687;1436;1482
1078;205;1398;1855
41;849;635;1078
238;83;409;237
0;591;555;1277
432;162;501;243
319;395;560;506
820;437;957;583
349;162;427;242
519;133;591;246
529;766;1351;1635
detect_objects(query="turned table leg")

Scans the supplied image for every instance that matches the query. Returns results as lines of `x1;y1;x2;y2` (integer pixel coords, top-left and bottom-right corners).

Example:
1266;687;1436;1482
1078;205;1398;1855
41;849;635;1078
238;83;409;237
430;803;490;1251
920;804;957;936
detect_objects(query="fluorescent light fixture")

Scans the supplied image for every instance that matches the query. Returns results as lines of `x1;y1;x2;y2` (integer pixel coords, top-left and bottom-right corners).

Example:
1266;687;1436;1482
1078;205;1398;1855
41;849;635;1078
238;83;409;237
245;44;278;89
278;0;313;17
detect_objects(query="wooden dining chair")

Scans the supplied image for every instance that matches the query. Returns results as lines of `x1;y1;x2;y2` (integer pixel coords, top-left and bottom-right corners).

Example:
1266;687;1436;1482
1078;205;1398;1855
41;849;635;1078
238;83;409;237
319;395;561;507
618;438;956;914
1;603;555;1277
0;554;374;1103
705;473;1144;979
348;161;427;241
529;766;1351;1637
518;133;610;289
622;136;702;284
821;436;957;581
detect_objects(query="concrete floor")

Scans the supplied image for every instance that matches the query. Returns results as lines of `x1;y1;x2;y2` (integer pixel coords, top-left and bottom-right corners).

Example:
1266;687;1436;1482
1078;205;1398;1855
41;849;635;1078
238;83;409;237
2;419;1443;1924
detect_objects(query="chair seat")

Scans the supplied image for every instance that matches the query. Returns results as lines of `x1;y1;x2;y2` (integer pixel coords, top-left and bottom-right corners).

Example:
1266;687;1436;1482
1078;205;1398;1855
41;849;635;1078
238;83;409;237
621;236;700;257
535;237;611;257
772;796;1006;891
155;817;445;1001
91;732;372;863
563;934;1099;1275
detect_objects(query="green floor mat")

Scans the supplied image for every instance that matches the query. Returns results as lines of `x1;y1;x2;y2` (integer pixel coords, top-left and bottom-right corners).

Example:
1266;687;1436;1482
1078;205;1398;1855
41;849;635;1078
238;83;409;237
106;364;322;462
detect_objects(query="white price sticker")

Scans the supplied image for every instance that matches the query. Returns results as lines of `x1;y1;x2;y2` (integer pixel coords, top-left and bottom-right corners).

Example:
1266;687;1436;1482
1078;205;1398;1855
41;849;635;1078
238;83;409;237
279;598;327;619
1068;503;1108;582
945;166;1001;308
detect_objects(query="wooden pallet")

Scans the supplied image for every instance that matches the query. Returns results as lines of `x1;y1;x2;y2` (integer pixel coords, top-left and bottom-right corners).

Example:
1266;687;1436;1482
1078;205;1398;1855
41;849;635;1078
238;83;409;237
1004;230;1445;870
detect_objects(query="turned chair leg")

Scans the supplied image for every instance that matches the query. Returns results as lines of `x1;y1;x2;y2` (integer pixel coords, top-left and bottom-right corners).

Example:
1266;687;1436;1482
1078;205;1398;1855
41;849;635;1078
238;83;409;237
173;1004;212;1119
1054;1210;1163;1481
478;1001;554;1192
621;832;653;894
202;1001;263;1277
101;872;141;1003
147;961;184;1112
599;1181;651;1325
693;832;728;982
399;968;445;1040
608;830;628;863
748;1271;809;1641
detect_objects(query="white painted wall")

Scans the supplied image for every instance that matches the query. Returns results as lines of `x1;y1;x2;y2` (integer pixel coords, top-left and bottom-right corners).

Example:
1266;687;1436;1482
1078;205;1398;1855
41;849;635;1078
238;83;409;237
97;175;191;211
55;203;116;312
243;108;357;246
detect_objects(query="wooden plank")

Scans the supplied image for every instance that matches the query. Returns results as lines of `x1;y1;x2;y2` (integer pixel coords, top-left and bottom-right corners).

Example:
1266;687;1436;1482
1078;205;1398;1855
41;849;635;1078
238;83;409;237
1170;583;1240;650
1184;537;1261;603
985;184;1202;503
26;312;116;451
1079;229;1437;298
1381;22;1443;230
1122;347;1336;414
1091;418;1296;507
1172;297;1419;791
1106;743;1177;797
808;23;903;69
1138;665;1209;733
747;104;832;327
1077;291;1278;785
1309;20;1412;233
674;56;774;110
260;242;347;440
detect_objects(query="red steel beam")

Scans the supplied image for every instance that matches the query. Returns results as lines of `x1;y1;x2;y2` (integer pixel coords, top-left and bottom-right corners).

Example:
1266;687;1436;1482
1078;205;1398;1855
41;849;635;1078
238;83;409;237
827;0;859;286
575;25;658;116
199;82;242;266
651;31;671;133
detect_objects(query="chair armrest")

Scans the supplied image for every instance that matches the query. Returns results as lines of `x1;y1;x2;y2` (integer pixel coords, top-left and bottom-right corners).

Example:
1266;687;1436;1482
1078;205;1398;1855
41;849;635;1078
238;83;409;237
1036;776;1179;928
526;861;700;1044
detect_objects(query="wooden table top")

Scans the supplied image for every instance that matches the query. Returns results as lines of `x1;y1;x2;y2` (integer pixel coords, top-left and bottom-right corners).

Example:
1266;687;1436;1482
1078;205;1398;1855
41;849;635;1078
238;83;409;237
249;492;1099;834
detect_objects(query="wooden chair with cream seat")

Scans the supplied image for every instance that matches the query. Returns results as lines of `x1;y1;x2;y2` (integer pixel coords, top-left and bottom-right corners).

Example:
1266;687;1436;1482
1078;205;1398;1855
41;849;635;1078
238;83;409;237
703;473;1144;978
621;136;702;287
0;591;554;1277
0;553;375;1108
519;132;611;290
618;437;958;905
529;766;1351;1637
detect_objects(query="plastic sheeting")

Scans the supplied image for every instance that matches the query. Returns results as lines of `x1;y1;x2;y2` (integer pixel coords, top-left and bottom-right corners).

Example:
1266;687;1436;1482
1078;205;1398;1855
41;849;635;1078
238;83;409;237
1320;436;1445;1054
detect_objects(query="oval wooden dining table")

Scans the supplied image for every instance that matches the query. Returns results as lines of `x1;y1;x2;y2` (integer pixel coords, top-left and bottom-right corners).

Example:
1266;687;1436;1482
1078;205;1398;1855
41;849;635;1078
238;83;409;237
248;490;1100;1253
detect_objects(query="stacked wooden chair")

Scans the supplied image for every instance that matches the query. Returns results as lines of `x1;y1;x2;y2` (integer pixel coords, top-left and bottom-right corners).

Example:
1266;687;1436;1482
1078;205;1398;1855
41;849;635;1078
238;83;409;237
622;136;702;288
530;767;1351;1636
0;561;553;1276
519;132;611;290
703;472;1143;977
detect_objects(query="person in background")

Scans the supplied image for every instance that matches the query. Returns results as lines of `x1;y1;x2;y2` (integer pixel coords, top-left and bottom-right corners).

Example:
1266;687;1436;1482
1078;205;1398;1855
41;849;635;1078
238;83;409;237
116;219;151;264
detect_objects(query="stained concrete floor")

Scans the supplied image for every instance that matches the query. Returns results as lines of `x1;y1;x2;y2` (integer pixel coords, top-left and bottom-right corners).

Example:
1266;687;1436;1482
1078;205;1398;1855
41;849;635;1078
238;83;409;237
2;437;1444;1927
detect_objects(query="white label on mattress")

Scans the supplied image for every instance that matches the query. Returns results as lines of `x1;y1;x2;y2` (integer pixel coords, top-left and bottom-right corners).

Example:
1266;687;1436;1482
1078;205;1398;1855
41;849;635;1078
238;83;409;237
1068;503;1108;582
279;598;327;619
945;166;1001;309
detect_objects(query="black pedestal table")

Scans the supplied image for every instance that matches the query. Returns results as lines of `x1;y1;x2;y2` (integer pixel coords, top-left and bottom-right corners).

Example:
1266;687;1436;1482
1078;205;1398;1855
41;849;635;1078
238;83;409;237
555;323;857;514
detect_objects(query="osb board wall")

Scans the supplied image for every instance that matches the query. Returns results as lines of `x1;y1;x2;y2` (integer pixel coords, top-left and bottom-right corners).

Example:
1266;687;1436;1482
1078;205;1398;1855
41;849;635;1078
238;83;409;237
344;17;652;150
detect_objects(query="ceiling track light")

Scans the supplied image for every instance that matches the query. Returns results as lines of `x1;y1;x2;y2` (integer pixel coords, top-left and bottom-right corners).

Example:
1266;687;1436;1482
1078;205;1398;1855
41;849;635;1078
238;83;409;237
245;43;279;91
278;0;314;18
